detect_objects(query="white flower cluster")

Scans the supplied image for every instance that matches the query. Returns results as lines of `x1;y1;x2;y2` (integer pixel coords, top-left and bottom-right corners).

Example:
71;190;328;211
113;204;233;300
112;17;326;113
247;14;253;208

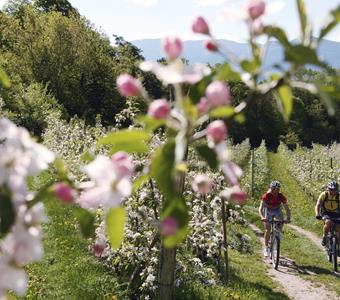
0;118;54;298
278;142;340;199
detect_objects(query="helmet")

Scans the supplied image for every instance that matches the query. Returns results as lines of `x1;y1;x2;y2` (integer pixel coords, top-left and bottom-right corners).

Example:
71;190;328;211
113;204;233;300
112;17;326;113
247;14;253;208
270;181;281;189
327;181;339;191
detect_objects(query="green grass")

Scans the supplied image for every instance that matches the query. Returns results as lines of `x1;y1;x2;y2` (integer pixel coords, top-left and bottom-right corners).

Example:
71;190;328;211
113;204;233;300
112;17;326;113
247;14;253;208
15;174;124;300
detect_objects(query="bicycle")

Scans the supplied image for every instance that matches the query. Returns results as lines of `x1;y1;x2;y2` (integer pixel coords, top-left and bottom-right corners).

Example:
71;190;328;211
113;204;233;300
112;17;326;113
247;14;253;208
267;218;287;270
322;217;340;273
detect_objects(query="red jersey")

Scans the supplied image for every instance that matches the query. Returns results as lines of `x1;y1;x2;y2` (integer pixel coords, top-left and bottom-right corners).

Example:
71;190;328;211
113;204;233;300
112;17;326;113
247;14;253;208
262;192;287;209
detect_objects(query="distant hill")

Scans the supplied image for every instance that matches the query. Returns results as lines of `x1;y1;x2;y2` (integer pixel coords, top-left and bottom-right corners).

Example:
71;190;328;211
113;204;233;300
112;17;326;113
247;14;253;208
132;38;340;69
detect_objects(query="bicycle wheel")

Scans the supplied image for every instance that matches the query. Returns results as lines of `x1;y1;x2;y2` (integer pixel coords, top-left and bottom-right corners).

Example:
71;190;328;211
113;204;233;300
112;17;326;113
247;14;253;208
327;237;333;263
332;237;338;272
271;236;280;269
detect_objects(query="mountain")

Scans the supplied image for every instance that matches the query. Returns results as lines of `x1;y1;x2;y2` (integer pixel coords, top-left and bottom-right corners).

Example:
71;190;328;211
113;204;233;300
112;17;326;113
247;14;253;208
132;38;340;69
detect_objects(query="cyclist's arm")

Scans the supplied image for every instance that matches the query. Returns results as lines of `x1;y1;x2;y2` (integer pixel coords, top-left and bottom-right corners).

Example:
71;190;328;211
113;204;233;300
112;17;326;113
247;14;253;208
283;203;291;221
315;193;323;216
259;201;266;220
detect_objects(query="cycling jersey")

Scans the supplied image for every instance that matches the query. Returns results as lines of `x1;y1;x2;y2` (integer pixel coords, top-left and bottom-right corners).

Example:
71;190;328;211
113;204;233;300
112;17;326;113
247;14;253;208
318;191;340;213
262;192;287;210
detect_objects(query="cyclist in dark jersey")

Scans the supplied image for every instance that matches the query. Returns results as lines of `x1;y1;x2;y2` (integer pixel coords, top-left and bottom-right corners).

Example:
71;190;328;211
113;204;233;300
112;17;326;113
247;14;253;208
315;181;340;246
259;181;291;257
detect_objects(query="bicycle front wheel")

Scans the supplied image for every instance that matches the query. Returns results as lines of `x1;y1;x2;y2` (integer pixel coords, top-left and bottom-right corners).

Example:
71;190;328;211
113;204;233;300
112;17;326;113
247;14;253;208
332;237;338;272
271;236;280;270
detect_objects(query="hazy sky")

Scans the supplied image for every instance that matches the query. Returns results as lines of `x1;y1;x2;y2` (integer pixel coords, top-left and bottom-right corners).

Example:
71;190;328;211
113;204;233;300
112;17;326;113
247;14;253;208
1;0;339;43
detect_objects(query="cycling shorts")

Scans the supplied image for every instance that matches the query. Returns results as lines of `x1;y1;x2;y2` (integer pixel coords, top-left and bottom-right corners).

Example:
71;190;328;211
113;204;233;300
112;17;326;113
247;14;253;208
322;211;340;224
265;207;283;222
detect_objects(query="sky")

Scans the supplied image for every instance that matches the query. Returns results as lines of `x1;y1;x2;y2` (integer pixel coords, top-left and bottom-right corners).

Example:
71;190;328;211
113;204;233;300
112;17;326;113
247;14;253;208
0;0;339;43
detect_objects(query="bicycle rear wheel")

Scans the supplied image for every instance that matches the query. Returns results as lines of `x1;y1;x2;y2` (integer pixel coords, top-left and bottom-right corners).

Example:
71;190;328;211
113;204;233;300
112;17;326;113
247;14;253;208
332;237;338;272
271;236;280;270
328;237;333;263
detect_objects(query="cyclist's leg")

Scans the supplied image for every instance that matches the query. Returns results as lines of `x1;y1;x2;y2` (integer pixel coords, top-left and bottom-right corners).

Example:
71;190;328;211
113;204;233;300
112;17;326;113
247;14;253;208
323;216;332;238
264;209;272;247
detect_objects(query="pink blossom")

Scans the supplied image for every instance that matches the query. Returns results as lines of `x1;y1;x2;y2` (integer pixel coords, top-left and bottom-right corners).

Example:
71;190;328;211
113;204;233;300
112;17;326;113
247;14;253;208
162;36;183;60
246;0;266;20
147;99;170;119
111;151;134;177
192;16;210;35
160;217;178;236
205;81;231;107
221;161;243;186
197;97;210;114
204;40;218;52
252;18;264;35
207;120;227;144
192;174;213;195
93;239;106;257
221;186;247;205
53;182;74;204
116;74;142;97
0;259;28;296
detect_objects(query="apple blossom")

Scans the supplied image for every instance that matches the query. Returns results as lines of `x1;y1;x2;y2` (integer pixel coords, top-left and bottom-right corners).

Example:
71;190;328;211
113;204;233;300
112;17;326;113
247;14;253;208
205;81;231;107
204;40;218;52
160;217;178;236
111;151;134;177
192;174;213;195
197;97;210;114
147;99;170;119
192;16;210;35
116;74;142;97
207;120;227;144
220;186;247;205
53;182;75;204
162;36;183;60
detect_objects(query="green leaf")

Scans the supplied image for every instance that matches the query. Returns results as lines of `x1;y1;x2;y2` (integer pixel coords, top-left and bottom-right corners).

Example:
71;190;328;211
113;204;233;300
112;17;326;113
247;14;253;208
277;85;293;121
264;26;290;47
137;115;166;132
195;144;218;170
54;158;68;180
81;150;95;164
319;5;340;40
74;207;96;238
0;68;10;88
98;129;150;154
106;206;126;249
164;227;188;248
296;0;308;40
316;84;336;116
209;106;235;118
133;174;150;192
0;186;15;237
240;59;258;74
182;97;198;122
27;180;56;209
217;63;241;81
284;45;323;66
234;113;246;124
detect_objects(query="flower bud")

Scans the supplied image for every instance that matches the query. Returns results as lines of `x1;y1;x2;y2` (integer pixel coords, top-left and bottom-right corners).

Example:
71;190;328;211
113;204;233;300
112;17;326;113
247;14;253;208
220;186;247;205
192;16;210;35
148;99;170;119
246;0;265;20
162;36;183;60
204;40;218;52
252;19;264;36
111;151;134;177
197;97;210;115
160;217;178;236
116;74;142;97
53;182;74;204
93;239;106;257
205;81;231;107
192;174;213;195
207;120;227;144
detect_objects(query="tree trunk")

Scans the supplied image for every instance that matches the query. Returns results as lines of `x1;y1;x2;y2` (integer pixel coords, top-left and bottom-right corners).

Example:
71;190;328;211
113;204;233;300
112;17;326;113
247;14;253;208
158;246;177;300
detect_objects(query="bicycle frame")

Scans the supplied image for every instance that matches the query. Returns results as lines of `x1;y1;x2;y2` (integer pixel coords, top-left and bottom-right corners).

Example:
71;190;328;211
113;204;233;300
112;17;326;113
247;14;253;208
268;219;283;270
324;217;340;273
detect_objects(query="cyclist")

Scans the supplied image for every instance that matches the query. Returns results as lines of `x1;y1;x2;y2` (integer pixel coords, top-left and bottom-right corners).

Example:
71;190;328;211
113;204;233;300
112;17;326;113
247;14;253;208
315;181;340;246
259;180;291;257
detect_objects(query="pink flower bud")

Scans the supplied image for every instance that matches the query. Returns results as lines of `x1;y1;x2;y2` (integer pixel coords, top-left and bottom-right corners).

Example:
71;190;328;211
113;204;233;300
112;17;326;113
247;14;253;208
246;0;265;20
192;16;210;35
204;40;218;52
53;182;74;204
147;99;170;119
197;97;210;115
111;151;134;177
192;174;213;195
162;36;183;60
160;217;178;236
205;81;231;107
116;74;142;97
220;186;247;205
93;239;106;257
207;120;227;144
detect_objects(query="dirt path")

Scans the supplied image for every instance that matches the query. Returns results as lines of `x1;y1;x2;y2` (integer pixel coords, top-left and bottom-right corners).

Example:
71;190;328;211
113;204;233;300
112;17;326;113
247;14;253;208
287;224;323;251
249;223;339;300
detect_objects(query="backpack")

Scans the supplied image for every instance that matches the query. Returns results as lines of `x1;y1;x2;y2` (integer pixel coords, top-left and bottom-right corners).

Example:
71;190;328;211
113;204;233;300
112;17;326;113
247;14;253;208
322;191;340;212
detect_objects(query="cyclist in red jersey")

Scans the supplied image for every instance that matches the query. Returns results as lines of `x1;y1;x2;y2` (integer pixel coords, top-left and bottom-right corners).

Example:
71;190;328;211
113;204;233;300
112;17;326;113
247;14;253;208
259;181;291;257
